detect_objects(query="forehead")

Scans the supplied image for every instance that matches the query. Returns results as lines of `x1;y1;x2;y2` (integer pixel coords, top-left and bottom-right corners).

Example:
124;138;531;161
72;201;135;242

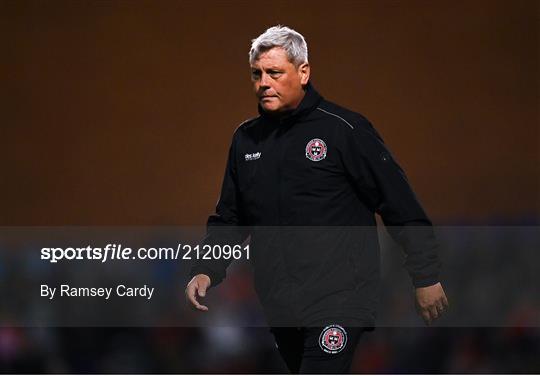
251;47;294;68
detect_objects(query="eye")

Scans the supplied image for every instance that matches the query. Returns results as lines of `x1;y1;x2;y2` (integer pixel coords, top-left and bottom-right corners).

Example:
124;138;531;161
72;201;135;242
269;71;282;78
251;70;261;80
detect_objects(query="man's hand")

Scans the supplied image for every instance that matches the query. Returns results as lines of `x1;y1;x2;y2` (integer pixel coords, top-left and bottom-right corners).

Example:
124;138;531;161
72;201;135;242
185;274;211;312
415;282;449;325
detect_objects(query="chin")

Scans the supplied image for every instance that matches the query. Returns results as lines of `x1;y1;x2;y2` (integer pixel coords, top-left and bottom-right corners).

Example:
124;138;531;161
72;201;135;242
261;104;282;113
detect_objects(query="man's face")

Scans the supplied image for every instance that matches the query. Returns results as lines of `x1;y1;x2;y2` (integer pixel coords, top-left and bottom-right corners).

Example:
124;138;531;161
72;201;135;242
250;47;310;115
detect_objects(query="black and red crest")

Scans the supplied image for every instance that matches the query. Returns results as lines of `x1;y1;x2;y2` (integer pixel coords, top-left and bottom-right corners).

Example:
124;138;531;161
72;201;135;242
305;138;327;162
319;325;347;354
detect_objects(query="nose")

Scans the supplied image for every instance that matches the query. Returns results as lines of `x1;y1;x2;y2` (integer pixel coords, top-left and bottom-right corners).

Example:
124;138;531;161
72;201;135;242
259;72;271;88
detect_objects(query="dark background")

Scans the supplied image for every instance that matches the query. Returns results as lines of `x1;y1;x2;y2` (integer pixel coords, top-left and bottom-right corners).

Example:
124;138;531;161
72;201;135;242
1;0;539;373
2;0;538;226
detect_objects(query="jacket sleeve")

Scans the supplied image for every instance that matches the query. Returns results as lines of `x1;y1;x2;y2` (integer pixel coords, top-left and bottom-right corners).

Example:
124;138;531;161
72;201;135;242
189;130;249;287
340;120;441;288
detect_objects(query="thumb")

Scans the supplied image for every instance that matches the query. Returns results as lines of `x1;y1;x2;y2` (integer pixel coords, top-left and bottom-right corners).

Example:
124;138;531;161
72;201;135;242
198;283;207;297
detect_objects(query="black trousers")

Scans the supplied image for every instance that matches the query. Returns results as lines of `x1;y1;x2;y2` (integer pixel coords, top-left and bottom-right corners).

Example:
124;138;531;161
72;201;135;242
270;326;365;374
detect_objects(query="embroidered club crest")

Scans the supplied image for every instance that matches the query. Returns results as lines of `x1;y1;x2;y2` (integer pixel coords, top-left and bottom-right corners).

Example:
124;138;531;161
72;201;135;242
305;138;327;162
319;325;347;354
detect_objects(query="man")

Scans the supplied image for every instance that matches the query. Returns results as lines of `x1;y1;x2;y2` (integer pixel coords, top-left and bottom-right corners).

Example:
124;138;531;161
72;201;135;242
186;25;449;373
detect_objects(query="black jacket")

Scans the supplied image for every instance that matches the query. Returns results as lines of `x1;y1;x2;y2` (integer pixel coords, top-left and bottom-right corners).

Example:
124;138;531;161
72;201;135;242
190;83;441;327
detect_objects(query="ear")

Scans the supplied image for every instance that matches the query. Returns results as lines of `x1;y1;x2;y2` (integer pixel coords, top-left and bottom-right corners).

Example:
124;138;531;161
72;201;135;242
299;62;310;85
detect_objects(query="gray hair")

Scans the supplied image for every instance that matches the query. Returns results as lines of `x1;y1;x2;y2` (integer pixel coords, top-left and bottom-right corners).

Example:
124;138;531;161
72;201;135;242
249;25;308;67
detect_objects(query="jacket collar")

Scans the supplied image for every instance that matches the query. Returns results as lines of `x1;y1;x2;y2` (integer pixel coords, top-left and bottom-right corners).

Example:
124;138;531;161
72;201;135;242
257;81;322;124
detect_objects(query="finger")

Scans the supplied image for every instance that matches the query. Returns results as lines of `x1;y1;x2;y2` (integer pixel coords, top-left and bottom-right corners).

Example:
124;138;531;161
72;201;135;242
416;302;430;325
192;284;209;311
436;299;445;314
189;290;209;311
186;283;208;311
421;309;432;326
196;304;209;311
435;305;445;318
428;305;439;321
442;294;449;308
186;284;200;308
437;304;444;315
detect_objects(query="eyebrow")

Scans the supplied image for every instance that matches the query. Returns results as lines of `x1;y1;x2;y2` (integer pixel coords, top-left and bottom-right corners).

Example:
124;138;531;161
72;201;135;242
251;65;283;71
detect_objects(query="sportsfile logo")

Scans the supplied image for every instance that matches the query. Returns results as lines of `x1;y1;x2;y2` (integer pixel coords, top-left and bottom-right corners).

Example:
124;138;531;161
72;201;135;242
245;152;261;161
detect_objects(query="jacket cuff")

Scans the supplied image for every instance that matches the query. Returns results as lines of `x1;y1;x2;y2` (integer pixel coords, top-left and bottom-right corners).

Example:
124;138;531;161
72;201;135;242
189;265;221;288
412;275;439;288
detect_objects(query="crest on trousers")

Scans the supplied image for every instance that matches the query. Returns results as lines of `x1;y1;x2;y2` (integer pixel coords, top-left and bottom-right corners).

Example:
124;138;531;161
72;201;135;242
305;138;327;161
319;325;347;354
